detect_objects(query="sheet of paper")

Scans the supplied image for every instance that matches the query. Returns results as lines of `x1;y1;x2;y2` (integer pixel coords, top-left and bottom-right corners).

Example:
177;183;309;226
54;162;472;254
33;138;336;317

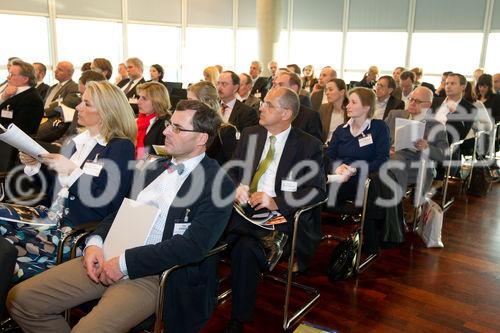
103;198;160;260
152;145;168;156
0;123;48;158
60;103;76;123
394;118;425;151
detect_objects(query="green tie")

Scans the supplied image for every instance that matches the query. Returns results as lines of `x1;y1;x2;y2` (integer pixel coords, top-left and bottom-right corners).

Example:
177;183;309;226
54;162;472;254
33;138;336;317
250;136;276;193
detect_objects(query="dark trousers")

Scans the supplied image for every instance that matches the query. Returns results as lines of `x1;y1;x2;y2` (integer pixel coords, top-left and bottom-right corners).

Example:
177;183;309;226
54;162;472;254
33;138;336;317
225;215;275;322
0;237;17;313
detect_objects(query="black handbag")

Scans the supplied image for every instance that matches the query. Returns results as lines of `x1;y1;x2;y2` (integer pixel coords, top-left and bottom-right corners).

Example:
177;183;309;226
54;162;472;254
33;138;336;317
467;165;492;197
326;230;360;281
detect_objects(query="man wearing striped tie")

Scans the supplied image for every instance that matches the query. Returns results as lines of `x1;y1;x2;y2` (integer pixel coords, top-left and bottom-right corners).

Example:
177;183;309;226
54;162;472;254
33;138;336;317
224;86;326;333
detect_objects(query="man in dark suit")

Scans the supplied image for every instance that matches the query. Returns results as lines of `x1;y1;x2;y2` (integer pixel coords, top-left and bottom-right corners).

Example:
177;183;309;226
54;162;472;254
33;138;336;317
238;73;261;110
274;71;323;142
43;61;79;110
224;87;326;332
310;66;337;111
7;100;235;333
385;86;449;194
33;62;50;99
374;75;405;120
249;61;269;99
0;60;44;171
117;57;146;115
218;70;258;133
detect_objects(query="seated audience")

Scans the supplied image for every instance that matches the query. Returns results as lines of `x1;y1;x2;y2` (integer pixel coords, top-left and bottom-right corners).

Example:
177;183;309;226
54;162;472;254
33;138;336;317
225;87;325;332
410;67;435;93
357;65;379;89
33;62;49;99
238;73;261;110
90;58;113;80
7;100;235;333
0;81;136;281
135;82;172;159
326;87;390;254
249;60;268;99
435;71;453;98
203;66;220;87
114;62;127;85
476;73;500;124
319;78;348;143
43;61;79;111
188;80;237;165
148;64;173;95
117;57;146;114
311;66;337;111
399;70;416;108
391;66;406;100
373;75;405;120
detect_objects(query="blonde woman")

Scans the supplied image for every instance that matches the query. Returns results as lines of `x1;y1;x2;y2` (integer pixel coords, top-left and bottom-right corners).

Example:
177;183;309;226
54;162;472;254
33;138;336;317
187;81;237;165
1;81;137;280
135;82;172;158
203;66;219;86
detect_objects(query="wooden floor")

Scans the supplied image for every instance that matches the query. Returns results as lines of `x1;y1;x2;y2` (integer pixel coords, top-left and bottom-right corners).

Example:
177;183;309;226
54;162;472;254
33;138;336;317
202;182;500;333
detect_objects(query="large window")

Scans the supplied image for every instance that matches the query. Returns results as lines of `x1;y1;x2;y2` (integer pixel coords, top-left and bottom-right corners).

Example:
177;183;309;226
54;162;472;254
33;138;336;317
343;32;407;82
410;33;483;77
485;33;500;74
0;14;50;65
289;31;342;74
128;24;181;81
183;27;233;84
56;18;123;80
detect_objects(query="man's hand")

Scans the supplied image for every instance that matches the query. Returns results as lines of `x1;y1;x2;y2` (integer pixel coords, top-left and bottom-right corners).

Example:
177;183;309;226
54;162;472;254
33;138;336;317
40;153;78;175
1;85;17;100
99;257;124;285
249;192;278;211
235;184;250;205
414;139;429;152
83;246;104;283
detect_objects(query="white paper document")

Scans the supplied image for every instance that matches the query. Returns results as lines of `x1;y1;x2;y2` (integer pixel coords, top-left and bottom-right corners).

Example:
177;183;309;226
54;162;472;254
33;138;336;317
0;123;49;158
60;103;76;123
103;198;160;260
394;118;425;151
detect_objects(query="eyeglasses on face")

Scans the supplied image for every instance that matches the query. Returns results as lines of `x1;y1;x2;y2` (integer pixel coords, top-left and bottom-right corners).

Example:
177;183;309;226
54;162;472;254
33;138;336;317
164;120;204;134
408;97;430;105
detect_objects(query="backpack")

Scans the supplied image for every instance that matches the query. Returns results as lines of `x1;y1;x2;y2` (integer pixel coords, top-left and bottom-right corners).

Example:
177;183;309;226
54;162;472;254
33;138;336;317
326;230;360;281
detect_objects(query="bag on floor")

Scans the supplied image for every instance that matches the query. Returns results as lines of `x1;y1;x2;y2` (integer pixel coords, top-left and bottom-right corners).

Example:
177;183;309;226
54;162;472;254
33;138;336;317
417;199;444;248
467;165;492;197
326;230;359;281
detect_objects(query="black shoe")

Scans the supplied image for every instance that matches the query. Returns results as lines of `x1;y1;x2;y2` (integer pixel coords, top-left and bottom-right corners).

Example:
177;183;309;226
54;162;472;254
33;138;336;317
225;319;244;333
259;230;288;271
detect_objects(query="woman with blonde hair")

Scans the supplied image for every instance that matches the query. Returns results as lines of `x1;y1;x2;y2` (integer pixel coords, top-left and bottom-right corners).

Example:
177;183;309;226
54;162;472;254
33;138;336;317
187;81;237;165
302;65;318;93
203;66;220;86
135;81;172;158
0;81;136;280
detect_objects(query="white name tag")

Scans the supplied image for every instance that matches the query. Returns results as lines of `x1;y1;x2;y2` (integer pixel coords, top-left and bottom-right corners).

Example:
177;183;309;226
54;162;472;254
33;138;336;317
235;131;241;140
254;92;261;99
129;97;138;104
82;161;103;177
358;134;373;147
281;179;297;192
1;109;13;119
173;223;190;236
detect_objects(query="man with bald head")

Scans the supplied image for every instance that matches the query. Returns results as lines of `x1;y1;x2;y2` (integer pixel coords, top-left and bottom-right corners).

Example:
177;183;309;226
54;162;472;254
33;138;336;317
43;61;78;109
310;66;337;111
385;86;449;194
224;86;325;332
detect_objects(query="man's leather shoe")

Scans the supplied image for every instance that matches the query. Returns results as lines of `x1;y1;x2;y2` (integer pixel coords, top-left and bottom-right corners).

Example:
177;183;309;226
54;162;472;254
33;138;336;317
225;319;244;333
259;230;288;271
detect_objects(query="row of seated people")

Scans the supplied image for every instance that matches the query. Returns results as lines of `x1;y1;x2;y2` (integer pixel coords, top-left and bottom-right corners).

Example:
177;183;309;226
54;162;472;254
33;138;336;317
0;81;471;332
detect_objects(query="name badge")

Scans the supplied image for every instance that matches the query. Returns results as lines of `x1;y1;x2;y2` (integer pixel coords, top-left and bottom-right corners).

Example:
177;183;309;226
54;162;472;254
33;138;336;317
235;131;241;140
358;134;373;147
1;109;13;119
82;161;103;177
281;179;297;192
173;223;190;236
254;92;261;99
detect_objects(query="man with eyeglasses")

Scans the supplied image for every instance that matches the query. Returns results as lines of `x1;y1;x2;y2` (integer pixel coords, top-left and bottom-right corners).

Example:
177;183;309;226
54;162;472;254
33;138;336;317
374;75;405;120
385;86;449;194
224;87;326;333
8;100;236;333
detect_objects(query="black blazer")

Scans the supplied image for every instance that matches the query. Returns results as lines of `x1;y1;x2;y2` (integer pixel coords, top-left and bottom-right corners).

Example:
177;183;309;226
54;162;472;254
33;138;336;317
143;118;167;156
228;99;259;133
228;125;326;224
92;155;235;333
250;77;269;99
0;87;44;135
431;97;476;143
484;94;500;123
311;89;324;112
292;105;323;142
206;125;237;165
382;95;405;119
36;82;50;100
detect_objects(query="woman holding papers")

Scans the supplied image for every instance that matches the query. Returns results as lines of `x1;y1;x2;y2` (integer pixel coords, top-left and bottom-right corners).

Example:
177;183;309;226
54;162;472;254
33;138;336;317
187;81;237;165
135;82;171;159
0;81;136;281
326;87;391;254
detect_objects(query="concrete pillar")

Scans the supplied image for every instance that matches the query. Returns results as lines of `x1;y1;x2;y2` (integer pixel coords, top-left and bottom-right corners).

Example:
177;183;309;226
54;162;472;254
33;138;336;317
256;0;282;76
